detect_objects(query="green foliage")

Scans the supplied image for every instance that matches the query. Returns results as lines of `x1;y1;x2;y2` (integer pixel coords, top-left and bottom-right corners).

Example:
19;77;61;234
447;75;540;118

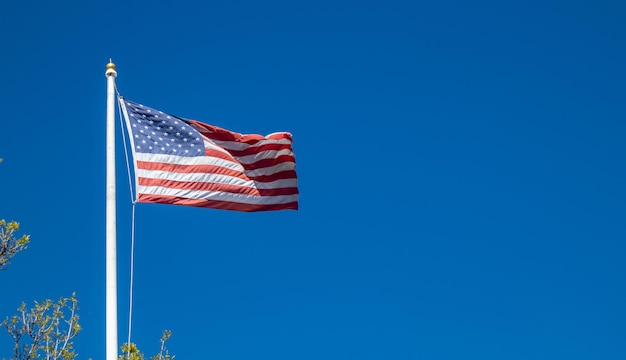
119;342;143;360
119;330;174;360
2;294;81;360
1;219;175;359
1;220;82;359
0;220;30;271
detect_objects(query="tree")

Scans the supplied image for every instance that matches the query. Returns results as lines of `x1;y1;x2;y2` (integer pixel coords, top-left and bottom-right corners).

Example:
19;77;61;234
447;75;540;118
3;294;81;360
119;331;174;360
0;220;29;271
1;219;175;359
1;220;79;360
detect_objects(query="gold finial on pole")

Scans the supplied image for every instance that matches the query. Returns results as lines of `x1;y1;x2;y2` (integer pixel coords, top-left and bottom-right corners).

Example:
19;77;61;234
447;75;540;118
105;59;117;77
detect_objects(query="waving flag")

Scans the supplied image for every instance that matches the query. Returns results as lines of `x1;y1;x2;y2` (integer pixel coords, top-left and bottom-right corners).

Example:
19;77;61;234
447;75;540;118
119;98;298;212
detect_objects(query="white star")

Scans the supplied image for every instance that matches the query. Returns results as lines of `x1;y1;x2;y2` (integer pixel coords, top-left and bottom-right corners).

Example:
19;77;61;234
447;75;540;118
164;132;169;136
176;132;181;136
157;126;161;130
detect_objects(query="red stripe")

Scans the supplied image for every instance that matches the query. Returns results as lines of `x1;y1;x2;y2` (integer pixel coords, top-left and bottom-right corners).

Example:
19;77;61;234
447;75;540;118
199;147;295;172
138;177;299;197
138;161;247;178
137;161;296;183
191;120;293;144
247;170;297;182
138;194;298;212
137;155;296;172
203;148;237;162
225;142;293;157
239;154;296;171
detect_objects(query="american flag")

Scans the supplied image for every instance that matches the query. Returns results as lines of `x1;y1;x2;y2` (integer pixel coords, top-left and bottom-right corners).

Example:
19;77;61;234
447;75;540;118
119;98;299;212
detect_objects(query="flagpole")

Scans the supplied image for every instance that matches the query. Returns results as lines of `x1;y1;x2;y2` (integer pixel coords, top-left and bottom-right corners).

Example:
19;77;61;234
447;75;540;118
105;60;118;360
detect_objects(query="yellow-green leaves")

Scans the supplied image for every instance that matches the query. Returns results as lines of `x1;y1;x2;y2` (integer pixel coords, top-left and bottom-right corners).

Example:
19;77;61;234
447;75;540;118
119;330;175;360
2;294;81;360
0;219;30;270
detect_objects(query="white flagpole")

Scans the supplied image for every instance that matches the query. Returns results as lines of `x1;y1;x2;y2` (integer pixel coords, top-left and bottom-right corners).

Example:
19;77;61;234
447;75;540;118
105;60;118;360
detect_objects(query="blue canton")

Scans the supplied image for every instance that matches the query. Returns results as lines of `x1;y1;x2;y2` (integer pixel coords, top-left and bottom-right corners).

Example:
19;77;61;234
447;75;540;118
123;98;205;157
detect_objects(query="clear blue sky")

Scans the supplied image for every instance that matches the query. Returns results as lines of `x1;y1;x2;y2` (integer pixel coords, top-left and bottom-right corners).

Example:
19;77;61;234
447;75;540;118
1;0;625;359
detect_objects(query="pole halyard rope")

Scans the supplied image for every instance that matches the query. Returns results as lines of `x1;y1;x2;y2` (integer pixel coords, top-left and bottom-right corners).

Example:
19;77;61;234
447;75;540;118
116;87;138;358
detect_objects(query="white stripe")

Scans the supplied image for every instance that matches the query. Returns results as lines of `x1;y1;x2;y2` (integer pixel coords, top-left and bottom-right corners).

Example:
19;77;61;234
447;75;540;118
135;151;295;174
138;169;251;187
202;139;232;156
134;152;245;172
137;169;297;189
138;185;299;205
191;123;292;151
209;137;293;152
233;148;294;165
246;161;297;177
